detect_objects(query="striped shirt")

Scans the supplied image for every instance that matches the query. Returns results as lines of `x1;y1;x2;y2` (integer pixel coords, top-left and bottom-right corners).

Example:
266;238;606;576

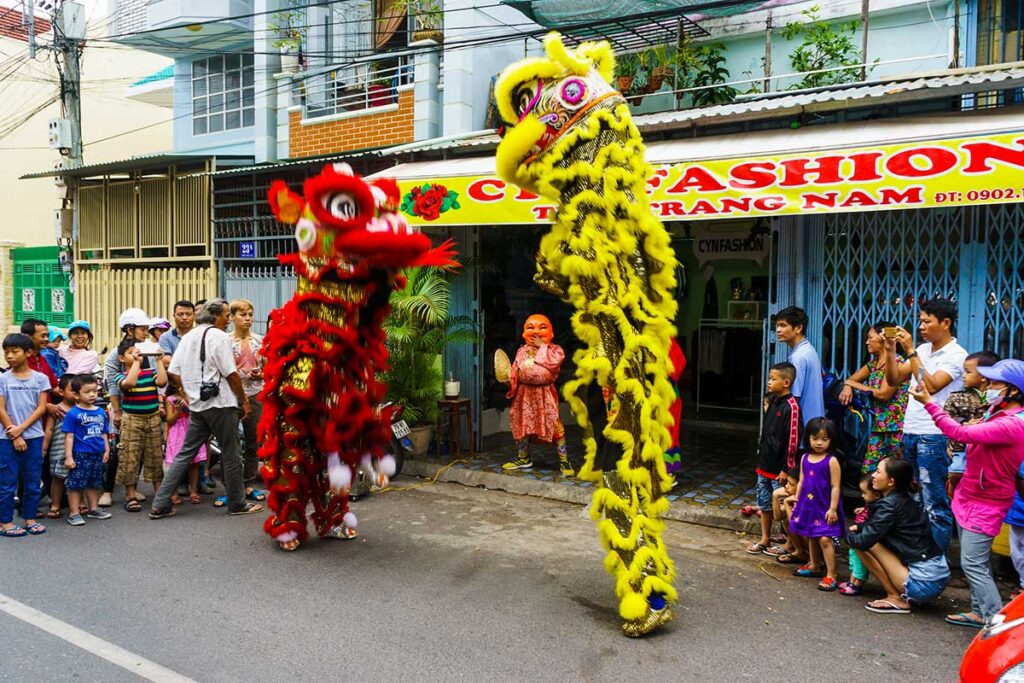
116;368;160;415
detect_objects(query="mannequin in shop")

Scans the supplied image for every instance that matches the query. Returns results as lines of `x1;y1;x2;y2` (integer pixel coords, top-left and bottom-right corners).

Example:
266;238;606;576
501;314;573;476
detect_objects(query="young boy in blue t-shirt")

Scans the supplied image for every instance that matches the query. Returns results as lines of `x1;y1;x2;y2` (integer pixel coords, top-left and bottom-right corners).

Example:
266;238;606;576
62;374;111;527
0;333;52;537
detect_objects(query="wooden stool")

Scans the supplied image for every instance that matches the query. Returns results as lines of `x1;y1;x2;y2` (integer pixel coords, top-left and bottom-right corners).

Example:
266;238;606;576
436;398;474;457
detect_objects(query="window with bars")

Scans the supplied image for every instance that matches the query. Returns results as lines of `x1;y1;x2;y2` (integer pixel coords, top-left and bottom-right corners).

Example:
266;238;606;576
191;53;256;136
977;0;1024;65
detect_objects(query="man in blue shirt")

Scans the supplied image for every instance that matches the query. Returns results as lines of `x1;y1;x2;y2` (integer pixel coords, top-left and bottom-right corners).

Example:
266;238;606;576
776;306;824;425
158;300;196;360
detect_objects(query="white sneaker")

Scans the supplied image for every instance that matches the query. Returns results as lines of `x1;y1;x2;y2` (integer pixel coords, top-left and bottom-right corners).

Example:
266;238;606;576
98;492;112;507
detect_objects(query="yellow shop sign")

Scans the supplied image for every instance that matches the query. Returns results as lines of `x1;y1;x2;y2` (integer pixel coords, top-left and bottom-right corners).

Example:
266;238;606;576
394;132;1024;225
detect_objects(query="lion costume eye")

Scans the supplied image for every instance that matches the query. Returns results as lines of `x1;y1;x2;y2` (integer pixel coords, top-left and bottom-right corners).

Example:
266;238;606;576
294;218;317;252
558;77;587;109
513;80;543;121
324;193;357;221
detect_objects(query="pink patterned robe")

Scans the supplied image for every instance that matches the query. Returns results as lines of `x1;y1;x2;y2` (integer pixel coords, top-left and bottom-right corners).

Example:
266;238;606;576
507;343;565;443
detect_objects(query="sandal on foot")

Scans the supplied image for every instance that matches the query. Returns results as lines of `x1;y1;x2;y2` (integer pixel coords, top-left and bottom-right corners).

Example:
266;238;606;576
170;495;182;506
745;542;769;555
818;577;838;591
866;600;910;614
228;502;263;516
793;564;824;578
762;545;790;557
246;488;267;501
148;507;176;520
189;494;203;505
212;496;227;508
123;499;142;513
945;613;984;628
776;553;807;564
1;526;27;537
45;508;62;519
739;505;762;517
769;533;787;544
838;581;863;596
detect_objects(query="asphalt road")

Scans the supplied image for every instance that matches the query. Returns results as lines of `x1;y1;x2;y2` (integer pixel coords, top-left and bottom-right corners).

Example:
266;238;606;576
0;481;975;682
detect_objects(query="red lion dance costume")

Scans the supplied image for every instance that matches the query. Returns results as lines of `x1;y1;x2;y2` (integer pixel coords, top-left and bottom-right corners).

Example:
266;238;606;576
258;163;455;551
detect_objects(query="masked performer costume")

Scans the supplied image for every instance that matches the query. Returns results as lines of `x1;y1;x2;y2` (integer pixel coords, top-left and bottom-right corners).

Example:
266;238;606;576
259;163;455;551
494;34;680;636
502;314;573;476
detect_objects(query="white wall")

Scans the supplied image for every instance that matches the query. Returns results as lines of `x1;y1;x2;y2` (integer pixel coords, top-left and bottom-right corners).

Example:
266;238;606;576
0;12;172;246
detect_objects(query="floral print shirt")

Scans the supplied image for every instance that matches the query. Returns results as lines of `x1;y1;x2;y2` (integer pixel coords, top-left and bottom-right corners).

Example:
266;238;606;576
867;356;908;433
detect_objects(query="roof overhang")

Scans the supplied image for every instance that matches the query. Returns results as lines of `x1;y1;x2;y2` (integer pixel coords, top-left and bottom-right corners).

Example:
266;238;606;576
19;154;252;180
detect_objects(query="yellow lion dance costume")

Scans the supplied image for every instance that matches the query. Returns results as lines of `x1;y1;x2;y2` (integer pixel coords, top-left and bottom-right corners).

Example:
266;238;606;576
494;34;680;637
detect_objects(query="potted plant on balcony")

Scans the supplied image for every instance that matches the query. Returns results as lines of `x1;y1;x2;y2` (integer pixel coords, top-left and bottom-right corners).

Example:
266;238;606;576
367;62;394;107
644;43;674;93
269;9;304;74
382;266;478;456
614;52;640;94
406;0;444;43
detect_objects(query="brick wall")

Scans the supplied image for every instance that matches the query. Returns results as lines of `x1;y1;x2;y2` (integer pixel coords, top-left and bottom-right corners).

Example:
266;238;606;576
289;89;415;158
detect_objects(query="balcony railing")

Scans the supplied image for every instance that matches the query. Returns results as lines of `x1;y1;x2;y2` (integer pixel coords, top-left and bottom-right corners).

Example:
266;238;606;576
301;56;414;120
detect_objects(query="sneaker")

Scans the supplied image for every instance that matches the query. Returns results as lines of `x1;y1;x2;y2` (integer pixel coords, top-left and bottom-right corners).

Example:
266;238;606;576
67;514;85;527
502;458;533;471
98;492;112;508
86;508;112;520
559;460;576;477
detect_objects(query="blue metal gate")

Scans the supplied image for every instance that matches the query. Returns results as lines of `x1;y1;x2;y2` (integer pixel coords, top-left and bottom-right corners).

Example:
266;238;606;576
222;266;296;334
805;203;1024;377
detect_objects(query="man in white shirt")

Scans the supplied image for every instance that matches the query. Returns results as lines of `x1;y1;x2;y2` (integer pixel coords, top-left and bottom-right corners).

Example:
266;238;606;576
148;299;263;519
884;298;967;552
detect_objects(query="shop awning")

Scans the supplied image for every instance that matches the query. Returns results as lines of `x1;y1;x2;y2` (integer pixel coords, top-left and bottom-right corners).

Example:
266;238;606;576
371;111;1024;225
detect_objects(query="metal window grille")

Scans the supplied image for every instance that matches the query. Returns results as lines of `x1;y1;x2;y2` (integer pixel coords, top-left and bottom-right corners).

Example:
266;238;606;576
192;52;256;136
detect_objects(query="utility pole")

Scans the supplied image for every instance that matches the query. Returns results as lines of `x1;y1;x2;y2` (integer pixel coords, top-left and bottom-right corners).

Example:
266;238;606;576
763;10;772;93
54;2;86;169
860;0;870;81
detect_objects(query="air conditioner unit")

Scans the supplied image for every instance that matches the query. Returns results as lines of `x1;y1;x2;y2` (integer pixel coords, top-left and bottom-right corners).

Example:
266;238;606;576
48;118;72;149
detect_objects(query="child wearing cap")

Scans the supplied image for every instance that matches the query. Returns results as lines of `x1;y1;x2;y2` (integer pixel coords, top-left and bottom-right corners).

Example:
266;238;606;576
41;329;68;379
148;318;171;344
60;321;99;376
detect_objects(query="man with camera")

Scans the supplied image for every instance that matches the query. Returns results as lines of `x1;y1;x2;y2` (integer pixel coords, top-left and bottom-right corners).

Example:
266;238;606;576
149;299;263;519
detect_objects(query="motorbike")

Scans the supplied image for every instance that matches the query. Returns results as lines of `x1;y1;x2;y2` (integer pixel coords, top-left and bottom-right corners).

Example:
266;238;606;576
349;401;413;500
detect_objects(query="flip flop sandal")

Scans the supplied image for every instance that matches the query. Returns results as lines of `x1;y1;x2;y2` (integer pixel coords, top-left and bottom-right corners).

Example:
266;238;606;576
762;545;790;557
793;564;825;578
769;533;787;544
123;500;142;513
945;613;985;628
0;526;27;538
228;502;263;516
776;553;807;564
246;489;267;501
212;496;227;508
25;523;46;535
45;509;62;519
739;505;759;517
745;542;769;555
189;494;203;505
866;600;910;614
838;581;863;596
818;577;838;591
148;507;176;520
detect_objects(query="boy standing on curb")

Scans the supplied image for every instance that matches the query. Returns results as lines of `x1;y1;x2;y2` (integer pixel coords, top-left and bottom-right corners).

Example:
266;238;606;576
63;375;112;526
0;334;52;537
746;362;802;555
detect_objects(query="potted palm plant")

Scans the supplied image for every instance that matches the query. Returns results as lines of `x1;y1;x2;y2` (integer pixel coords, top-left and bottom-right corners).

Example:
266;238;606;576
645;43;674;93
382;266;478;456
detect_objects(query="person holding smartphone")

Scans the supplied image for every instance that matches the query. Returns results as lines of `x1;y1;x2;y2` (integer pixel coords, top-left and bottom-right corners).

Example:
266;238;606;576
882;297;968;553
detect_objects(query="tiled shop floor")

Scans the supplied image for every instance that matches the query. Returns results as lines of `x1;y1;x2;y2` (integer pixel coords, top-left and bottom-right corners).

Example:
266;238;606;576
419;423;759;510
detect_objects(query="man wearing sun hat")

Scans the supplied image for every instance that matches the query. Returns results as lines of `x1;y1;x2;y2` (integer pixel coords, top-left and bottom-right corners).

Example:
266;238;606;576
910;358;1024;627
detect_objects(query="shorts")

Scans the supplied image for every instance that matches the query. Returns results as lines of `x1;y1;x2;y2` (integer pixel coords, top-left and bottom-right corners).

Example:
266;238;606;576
50;451;69;479
65;452;105;491
756;474;776;511
117;411;163;485
904;575;949;605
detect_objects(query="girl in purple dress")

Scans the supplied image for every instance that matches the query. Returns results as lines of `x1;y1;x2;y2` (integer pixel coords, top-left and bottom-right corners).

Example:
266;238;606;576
789;417;845;591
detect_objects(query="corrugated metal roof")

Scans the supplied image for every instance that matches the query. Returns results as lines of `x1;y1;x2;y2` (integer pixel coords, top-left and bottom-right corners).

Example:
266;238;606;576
193;63;1024;179
19;154;251;180
634;63;1024;130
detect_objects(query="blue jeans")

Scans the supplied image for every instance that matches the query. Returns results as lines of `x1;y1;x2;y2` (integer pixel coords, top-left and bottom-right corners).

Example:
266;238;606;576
0;437;44;525
902;433;953;552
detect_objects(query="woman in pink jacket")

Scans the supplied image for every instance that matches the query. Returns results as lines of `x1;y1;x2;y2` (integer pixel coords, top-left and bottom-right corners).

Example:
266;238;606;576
910;358;1024;628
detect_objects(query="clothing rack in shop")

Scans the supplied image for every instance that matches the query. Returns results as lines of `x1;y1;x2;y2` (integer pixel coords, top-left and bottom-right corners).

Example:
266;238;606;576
695;318;768;416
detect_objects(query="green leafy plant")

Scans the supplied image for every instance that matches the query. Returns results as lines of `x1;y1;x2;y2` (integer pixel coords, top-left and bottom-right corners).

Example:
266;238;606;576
268;9;304;52
395;0;443;32
780;5;865;89
382;267;478;425
684;43;738;107
614;52;640;92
